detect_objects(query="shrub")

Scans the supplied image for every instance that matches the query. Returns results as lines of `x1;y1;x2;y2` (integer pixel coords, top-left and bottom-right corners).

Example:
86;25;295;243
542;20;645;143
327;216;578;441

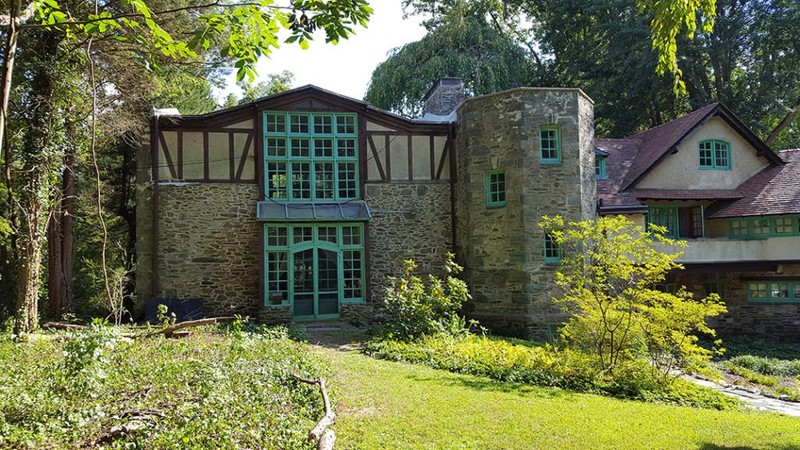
380;253;471;340
539;215;726;380
365;333;739;410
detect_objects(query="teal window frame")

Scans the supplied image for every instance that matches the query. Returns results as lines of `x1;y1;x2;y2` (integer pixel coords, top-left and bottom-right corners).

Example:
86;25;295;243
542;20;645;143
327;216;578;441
698;139;732;170
648;206;678;237
543;232;561;263
264;223;366;315
648;205;705;239
539;126;561;164
486;170;507;208
595;156;607;179
746;280;800;303
727;216;799;239
264;111;359;201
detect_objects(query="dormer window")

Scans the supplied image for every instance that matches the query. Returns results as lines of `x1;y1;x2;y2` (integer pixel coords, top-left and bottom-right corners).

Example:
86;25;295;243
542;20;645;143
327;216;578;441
698;139;731;170
595;156;607;179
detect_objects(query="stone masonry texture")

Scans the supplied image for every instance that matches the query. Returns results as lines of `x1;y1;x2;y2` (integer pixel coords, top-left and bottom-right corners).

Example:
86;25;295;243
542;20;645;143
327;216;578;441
365;182;453;307
147;183;261;318
454;88;595;339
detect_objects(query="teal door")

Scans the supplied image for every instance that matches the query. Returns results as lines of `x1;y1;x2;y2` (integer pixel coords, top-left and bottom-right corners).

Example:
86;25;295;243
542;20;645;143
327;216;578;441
292;246;340;319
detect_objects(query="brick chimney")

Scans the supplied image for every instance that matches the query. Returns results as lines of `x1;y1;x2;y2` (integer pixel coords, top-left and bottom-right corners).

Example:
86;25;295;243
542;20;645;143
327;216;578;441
422;77;465;116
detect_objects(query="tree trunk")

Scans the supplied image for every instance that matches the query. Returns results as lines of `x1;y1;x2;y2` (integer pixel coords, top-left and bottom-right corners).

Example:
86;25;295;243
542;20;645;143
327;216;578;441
47;154;76;317
765;104;798;147
13;29;62;334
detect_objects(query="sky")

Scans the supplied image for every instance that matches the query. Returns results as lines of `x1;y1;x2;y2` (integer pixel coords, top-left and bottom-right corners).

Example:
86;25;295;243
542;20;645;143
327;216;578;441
222;1;428;101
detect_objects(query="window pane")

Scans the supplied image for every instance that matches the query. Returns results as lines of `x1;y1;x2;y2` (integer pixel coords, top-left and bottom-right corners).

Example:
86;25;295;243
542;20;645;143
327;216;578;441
343;250;363;299
291;138;310;158
336;115;356;135
267;163;287;199
338;162;357;199
752;218;771;235
267;251;288;300
540;128;559;161
290;114;309;134
770;282;789;299
337;139;356;158
748;282;767;299
293;226;313;244
775;217;793;234
267;226;288;248
267;137;286;157
342;226;361;246
318;226;337;243
291;162;311;199
314;115;333;134
265;113;285;134
315;162;334;199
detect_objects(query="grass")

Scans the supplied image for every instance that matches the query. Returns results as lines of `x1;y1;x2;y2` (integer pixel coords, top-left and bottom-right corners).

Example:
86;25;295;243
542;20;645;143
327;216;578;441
309;332;800;450
0;324;325;449
712;337;800;402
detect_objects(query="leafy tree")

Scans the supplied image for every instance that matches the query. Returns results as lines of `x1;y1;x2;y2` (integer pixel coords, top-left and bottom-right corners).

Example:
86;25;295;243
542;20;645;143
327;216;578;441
539;215;726;379
365;10;531;116
223;70;295;108
0;0;372;333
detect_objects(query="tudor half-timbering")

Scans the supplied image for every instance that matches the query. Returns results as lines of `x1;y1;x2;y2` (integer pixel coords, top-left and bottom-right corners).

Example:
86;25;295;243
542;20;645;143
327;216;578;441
138;79;800;340
137;80;597;336
137;84;457;324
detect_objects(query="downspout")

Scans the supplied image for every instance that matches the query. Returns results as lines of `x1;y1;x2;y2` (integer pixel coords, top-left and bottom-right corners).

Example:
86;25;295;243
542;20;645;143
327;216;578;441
151;112;160;300
448;122;457;255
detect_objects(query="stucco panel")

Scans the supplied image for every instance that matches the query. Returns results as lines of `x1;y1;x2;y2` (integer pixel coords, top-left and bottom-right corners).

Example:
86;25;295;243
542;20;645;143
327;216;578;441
637;117;769;189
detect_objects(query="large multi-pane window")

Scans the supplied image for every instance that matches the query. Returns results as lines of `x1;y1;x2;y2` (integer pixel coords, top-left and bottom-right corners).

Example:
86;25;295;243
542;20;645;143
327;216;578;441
698;139;731;169
747;280;800;303
264;224;365;315
265;112;358;201
728;216;800;239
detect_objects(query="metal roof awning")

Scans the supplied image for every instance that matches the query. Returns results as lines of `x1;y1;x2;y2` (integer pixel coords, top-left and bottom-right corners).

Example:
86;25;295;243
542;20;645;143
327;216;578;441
256;200;372;221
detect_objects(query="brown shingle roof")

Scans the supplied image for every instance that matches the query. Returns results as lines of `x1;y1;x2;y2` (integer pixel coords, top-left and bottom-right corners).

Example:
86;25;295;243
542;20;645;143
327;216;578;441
595;138;646;212
620;103;720;189
630;189;744;200
706;149;800;218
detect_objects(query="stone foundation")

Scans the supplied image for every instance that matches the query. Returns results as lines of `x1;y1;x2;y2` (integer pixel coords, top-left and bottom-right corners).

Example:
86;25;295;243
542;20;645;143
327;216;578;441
676;264;800;341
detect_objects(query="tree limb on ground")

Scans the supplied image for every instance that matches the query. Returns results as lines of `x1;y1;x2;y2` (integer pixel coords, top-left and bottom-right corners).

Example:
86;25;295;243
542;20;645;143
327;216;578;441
292;375;336;450
41;316;237;338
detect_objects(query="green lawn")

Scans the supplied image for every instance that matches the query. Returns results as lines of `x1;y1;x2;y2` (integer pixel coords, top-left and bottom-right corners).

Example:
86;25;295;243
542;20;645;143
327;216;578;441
322;347;800;450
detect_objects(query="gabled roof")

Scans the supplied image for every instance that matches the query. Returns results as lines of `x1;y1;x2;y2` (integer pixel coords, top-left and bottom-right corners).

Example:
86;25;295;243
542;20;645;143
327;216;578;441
705;149;800;218
154;84;452;133
617;102;782;190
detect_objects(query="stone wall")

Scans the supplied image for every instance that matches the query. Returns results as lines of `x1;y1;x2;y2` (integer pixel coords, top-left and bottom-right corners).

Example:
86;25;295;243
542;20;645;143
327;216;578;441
454;88;595;338
677;265;800;341
139;183;262;317
365;182;453;307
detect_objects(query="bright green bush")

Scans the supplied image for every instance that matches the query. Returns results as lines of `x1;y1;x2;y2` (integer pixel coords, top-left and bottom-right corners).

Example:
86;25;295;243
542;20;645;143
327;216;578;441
0;325;325;449
380;253;471;340
726;355;800;378
365;333;738;410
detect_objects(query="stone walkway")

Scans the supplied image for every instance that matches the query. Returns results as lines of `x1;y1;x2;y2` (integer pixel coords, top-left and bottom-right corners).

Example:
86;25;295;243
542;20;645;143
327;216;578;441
686;376;800;417
302;322;800;418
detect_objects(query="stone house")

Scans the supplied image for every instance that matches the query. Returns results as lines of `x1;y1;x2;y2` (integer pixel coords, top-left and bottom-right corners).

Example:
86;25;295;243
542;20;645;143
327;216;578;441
137;78;800;339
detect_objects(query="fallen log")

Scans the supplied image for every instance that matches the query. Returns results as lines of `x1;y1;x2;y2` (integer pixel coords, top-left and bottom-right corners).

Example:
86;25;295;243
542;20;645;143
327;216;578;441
144;316;237;338
292;375;336;450
41;322;86;331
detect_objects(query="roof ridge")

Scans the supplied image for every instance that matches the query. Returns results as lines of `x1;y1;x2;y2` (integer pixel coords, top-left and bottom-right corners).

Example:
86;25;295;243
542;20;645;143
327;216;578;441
629;102;719;140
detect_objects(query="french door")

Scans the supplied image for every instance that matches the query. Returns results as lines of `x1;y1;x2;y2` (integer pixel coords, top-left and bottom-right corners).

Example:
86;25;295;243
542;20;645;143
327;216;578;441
292;245;340;319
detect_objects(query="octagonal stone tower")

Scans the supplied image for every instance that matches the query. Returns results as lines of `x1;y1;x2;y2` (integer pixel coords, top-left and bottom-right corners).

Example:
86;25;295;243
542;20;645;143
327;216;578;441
454;88;595;338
